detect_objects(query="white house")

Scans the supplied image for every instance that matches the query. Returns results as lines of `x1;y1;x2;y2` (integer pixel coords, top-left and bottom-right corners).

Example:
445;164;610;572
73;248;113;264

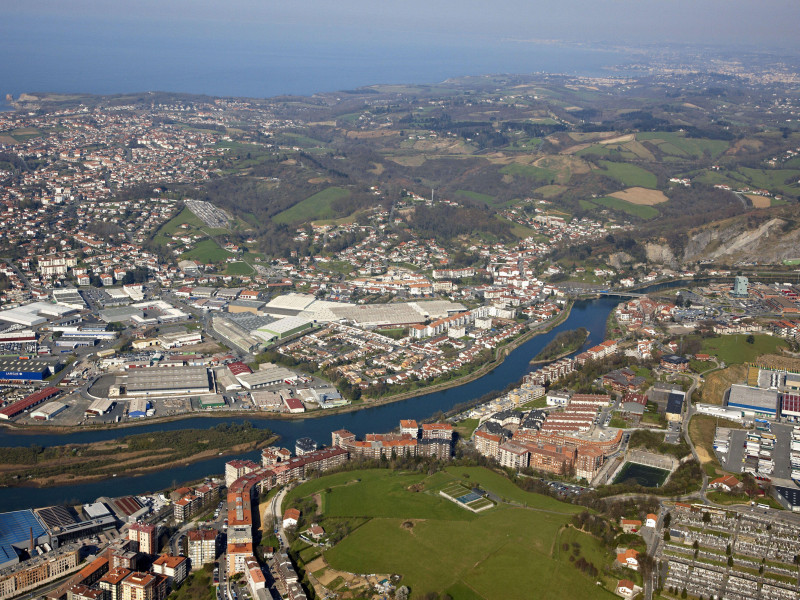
282;508;299;529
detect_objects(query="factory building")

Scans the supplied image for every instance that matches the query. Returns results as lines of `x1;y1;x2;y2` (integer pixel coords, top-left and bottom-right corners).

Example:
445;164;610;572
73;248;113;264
0;302;76;327
0;358;61;382
30;401;67;421
121;367;210;397
0;387;61;420
156;331;202;349
726;384;778;418
0;330;38;353
0;510;49;569
235;365;297;390
781;393;800;420
128;399;151;419
254;317;313;342
85;398;115;417
210;317;262;355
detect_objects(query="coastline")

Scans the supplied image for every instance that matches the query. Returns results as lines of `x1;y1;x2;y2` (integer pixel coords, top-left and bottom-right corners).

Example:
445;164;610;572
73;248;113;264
0;301;574;436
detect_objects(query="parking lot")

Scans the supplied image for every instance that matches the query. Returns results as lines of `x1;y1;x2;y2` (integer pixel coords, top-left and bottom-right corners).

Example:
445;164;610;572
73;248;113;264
717;422;796;483
665;421;682;444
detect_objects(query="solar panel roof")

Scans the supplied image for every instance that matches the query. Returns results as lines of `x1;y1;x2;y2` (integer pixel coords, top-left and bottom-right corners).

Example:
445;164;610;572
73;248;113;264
35;505;77;530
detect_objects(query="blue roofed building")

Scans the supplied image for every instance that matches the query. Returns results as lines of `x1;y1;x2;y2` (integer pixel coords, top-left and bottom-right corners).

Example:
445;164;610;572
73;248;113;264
0;510;49;569
665;391;686;422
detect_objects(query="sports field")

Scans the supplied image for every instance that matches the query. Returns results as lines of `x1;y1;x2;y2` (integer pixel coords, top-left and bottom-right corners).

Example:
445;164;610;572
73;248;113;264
180;239;233;263
285;468;616;600
439;482;494;511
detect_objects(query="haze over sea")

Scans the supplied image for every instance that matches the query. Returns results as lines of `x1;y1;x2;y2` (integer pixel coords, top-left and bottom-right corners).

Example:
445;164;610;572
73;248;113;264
0;15;626;108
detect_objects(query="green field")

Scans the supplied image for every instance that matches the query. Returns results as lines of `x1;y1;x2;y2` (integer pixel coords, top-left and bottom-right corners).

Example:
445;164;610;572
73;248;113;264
289;468;615;600
272;187;350;224
500;163;557;183
456;190;496;205
535;184;567;198
6;127;46;142
598;161;658;189
497;216;538;239
636;132;729;159
694;165;799;196
180;239;233;263
700;334;788;364
576;144;618;159
152;207;207;244
454;418;480;439
594;196;659;219
738;167;800;195
224;261;254;275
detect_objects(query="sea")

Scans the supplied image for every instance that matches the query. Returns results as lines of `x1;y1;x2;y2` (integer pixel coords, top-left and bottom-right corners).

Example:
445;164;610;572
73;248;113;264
0;14;630;108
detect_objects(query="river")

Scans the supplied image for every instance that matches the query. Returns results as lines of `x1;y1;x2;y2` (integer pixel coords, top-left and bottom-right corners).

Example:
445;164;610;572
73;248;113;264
0;287;682;510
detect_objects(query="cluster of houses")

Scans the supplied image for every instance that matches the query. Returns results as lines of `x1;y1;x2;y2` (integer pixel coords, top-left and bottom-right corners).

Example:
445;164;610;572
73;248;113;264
42;522;193;600
614;297;676;335
474;397;621;482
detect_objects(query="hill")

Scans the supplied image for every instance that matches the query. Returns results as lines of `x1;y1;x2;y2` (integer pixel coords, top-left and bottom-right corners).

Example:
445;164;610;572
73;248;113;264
282;467;619;600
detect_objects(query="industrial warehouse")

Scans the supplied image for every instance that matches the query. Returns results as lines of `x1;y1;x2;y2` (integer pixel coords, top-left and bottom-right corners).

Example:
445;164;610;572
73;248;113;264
0;388;62;420
115;366;211;397
0;358;62;382
726;384;779;418
209;294;470;353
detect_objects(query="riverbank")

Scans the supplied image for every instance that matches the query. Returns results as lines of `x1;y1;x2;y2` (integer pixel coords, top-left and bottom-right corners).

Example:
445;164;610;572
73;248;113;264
529;327;588;365
355;300;575;406
0;294;624;510
0;425;278;488
1;302;575;435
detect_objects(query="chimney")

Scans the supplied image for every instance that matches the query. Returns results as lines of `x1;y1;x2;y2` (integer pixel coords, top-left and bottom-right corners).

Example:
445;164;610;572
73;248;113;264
29;527;34;553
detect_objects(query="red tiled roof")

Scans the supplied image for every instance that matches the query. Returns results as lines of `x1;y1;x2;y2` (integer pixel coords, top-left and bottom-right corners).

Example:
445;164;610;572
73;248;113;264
283;508;300;521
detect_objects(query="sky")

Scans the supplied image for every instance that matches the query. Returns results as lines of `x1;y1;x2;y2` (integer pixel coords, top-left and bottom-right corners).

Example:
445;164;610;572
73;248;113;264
1;1;799;98
4;0;800;48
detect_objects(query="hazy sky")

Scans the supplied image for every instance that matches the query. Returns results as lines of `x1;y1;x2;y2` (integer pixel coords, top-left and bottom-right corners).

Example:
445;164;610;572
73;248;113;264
4;0;800;48
2;0;798;98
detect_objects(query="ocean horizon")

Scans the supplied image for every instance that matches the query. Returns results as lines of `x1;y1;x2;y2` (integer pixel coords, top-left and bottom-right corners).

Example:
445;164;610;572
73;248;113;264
0;14;630;106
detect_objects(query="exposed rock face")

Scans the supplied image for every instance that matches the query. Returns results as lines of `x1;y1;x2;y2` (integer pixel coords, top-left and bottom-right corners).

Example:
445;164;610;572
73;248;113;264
645;243;676;266
608;252;634;269
682;217;800;263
